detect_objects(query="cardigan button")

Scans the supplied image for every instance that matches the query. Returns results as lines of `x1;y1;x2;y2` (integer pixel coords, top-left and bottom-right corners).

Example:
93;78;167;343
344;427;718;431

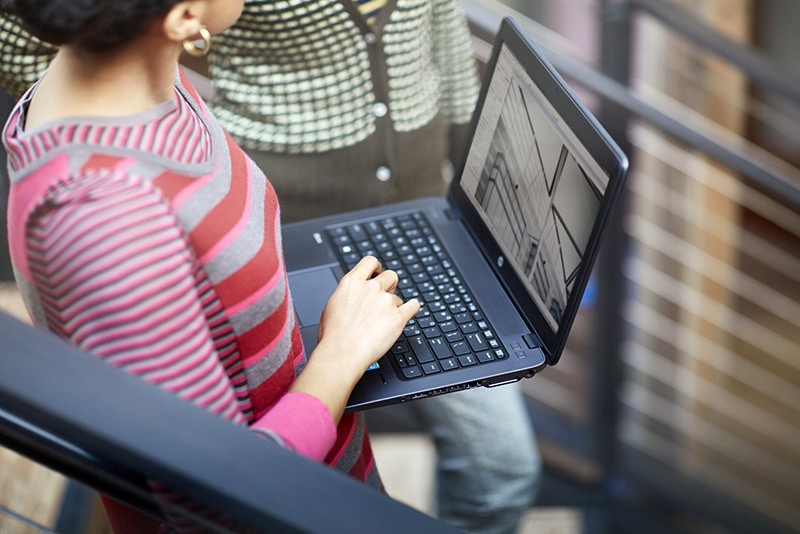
372;102;388;117
376;166;392;182
364;32;378;45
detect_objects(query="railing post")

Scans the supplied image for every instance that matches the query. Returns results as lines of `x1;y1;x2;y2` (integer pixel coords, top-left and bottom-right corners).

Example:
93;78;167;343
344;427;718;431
593;0;633;479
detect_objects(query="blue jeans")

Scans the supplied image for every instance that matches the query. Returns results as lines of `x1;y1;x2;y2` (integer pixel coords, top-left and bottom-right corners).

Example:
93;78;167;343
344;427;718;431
408;383;541;534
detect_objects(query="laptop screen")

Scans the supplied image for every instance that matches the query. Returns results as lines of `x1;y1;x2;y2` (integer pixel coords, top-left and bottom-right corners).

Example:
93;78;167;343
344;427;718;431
457;40;614;334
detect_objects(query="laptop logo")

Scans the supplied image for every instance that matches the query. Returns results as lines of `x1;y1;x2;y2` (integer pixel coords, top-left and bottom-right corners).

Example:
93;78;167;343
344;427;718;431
497;256;505;268
313;232;323;244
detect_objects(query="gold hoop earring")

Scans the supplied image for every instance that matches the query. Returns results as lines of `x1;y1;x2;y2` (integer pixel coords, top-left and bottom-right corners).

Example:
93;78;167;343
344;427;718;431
183;26;211;57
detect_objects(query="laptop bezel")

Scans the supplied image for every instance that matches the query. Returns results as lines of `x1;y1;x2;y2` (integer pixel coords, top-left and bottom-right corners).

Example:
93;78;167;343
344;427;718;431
447;17;629;365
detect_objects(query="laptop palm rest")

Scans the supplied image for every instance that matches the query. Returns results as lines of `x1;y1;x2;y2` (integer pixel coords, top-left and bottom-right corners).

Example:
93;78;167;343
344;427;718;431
288;267;340;328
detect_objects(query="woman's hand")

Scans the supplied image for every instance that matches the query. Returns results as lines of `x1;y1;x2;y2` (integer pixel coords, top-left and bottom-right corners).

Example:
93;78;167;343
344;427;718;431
290;256;420;422
317;256;419;374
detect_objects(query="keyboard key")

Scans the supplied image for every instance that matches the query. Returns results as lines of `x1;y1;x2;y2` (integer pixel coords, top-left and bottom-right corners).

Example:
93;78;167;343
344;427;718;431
450;341;470;356
407;263;424;274
460;322;478;334
333;234;351;246
476;350;495;363
401;288;420;299
403;324;422;337
402;366;422;379
437;284;455;295
439;321;457;333
409;336;435;363
444;330;463;343
431;273;449;284
444;294;461;304
422;292;439;303
391;340;410;354
454;312;471;324
419;281;435;293
457;354;477;366
433;311;452;323
421;362;441;375
386;259;403;270
465;332;488;352
423;326;442;339
348;224;367;240
440;358;458;370
449;303;467;314
429;301;447;312
429;338;452;359
418;317;436;329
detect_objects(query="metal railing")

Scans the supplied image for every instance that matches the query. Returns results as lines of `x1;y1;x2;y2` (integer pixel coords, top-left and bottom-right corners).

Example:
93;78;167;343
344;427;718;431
0;311;454;533
463;1;800;532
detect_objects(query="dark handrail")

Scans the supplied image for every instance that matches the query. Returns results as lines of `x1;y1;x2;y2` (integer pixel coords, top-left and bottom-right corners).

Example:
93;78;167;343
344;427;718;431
0;312;455;533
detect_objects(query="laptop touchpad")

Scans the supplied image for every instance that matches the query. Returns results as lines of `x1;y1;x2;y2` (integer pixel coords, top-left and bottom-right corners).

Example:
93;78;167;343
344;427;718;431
288;267;340;327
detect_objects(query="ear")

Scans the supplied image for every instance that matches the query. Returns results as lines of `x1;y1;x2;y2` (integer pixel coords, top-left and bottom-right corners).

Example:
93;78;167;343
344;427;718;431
162;1;207;43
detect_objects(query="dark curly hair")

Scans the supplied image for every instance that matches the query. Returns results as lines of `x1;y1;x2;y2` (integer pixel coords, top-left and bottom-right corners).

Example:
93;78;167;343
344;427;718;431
0;0;183;52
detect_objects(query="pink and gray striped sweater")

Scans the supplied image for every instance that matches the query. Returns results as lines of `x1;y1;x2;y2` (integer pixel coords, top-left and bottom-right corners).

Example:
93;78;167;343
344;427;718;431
3;69;381;528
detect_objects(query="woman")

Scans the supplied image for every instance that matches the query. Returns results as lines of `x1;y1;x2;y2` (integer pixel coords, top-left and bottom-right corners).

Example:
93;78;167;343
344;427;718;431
1;0;419;530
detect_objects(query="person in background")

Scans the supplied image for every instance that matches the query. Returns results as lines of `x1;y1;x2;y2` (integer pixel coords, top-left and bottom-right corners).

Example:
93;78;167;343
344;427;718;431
0;0;418;531
0;1;542;531
211;3;542;533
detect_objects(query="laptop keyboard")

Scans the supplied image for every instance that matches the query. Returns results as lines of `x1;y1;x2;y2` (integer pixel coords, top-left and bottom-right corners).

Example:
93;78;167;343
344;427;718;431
326;212;507;380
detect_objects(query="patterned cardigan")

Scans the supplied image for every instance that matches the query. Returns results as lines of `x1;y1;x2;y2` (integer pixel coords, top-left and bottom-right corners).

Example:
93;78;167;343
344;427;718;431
1;0;479;154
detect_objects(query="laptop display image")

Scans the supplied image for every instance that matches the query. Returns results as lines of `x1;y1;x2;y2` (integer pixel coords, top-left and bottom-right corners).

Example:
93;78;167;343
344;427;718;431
281;17;628;411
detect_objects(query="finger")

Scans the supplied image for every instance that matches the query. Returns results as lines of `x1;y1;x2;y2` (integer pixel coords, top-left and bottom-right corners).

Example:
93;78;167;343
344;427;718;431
349;255;382;280
398;298;421;319
373;269;399;293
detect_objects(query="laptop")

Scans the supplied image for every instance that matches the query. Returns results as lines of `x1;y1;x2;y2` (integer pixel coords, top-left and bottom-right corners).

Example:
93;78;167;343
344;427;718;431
282;17;628;411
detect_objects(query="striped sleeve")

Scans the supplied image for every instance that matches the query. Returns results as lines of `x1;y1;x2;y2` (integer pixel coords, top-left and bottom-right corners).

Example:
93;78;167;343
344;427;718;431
25;169;248;422
23;168;339;460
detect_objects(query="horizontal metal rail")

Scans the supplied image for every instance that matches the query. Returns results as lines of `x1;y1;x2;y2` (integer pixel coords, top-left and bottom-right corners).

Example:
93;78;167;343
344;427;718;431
462;0;800;210
631;0;800;107
0;312;455;533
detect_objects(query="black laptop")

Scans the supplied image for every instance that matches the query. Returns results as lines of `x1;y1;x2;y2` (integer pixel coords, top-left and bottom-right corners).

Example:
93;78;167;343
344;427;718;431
282;17;628;411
